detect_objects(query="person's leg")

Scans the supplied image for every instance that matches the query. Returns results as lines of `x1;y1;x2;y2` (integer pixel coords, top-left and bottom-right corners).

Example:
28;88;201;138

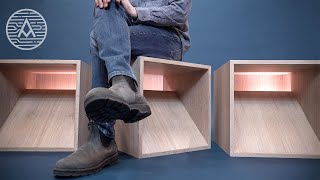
85;24;182;126
54;2;133;177
92;0;136;84
130;24;183;61
85;0;152;125
89;24;183;139
90;31;109;89
90;31;117;139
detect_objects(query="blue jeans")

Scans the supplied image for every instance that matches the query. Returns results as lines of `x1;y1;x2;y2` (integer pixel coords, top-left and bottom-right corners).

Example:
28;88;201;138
90;1;183;138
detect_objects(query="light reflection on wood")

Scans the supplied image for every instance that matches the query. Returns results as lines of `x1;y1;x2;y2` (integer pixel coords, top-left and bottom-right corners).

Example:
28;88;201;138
234;72;291;92
24;71;77;90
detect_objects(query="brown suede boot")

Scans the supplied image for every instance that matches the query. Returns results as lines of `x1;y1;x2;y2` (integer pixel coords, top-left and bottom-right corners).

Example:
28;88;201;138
53;122;118;177
84;75;151;123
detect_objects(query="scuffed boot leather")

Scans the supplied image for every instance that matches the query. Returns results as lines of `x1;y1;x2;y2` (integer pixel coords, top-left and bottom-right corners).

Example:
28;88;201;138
53;122;118;177
84;75;151;123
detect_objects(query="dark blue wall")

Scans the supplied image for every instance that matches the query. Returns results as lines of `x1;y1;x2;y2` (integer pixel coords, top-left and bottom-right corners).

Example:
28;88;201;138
0;0;93;62
1;0;319;65
0;0;319;134
186;0;320;68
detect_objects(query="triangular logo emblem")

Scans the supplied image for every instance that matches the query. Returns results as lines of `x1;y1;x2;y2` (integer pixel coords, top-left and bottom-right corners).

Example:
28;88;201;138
18;18;36;38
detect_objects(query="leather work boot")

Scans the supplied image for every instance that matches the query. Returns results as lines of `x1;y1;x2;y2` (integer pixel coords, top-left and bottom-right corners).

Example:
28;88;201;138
53;122;118;177
84;75;151;123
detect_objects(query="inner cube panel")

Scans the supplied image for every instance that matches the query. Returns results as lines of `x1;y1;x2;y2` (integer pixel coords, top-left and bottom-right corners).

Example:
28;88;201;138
0;90;75;150
233;63;320;158
234;91;320;156
142;91;208;156
0;62;78;151
115;57;211;158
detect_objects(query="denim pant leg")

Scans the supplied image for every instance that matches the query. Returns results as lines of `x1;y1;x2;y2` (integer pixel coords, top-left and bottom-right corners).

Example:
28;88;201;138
91;0;137;84
130;24;183;61
90;32;117;138
90;34;109;89
90;1;136;138
90;7;182;139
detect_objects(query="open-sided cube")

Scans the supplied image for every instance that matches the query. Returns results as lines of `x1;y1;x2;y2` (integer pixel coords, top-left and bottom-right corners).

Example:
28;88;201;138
214;60;320;158
115;57;211;158
0;60;91;151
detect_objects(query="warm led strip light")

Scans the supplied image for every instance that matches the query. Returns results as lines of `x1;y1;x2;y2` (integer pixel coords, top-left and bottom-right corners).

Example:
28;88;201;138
234;72;292;92
30;71;76;75
235;72;290;75
25;71;77;90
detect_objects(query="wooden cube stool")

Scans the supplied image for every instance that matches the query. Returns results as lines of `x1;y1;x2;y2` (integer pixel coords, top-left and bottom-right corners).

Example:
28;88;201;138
0;60;91;151
214;60;320;158
115;57;211;158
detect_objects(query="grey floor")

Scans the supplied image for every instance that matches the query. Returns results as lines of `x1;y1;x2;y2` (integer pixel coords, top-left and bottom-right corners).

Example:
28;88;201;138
0;142;319;180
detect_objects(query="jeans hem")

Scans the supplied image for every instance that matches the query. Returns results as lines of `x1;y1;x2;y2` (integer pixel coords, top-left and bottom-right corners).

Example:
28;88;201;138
108;71;137;83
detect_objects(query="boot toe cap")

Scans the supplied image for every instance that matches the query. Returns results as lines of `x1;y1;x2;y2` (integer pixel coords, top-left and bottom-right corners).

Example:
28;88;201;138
55;158;73;170
54;156;85;170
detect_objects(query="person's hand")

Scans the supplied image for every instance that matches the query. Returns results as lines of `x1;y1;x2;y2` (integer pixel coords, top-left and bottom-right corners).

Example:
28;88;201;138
95;0;111;9
116;0;138;18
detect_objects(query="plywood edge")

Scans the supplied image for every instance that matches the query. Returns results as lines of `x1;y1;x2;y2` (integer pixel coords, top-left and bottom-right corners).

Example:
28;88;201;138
132;57;143;157
76;61;92;149
229;62;235;154
140;56;211;70
231;152;320;159
0;59;82;64
0;147;75;152
138;60;143;158
134;57;145;94
230;60;320;64
213;61;231;155
213;70;218;143
208;67;212;144
74;63;81;149
139;145;210;159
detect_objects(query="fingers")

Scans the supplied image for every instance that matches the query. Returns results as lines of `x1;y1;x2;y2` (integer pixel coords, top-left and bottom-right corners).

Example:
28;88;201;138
103;0;110;8
116;0;121;5
95;0;103;8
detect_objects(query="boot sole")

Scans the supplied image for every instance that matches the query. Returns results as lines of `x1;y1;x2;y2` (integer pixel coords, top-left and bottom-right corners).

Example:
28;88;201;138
53;153;118;177
84;91;151;123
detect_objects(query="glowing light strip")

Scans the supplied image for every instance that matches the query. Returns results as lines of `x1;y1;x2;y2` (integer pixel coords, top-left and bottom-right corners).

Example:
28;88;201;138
235;72;290;75
234;72;292;92
30;71;76;75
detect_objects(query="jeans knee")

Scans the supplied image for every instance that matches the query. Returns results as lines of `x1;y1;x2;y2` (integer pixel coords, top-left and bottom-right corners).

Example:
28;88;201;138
90;31;98;55
90;31;97;46
93;2;127;22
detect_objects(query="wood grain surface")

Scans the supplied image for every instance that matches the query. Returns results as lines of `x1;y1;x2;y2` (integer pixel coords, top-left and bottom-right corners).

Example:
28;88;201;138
0;90;75;151
214;61;231;155
214;60;320;158
115;56;211;158
234;92;320;158
0;60;91;151
141;91;208;158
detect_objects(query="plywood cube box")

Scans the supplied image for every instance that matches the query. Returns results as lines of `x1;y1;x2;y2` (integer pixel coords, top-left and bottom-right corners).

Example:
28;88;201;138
115;57;211;158
214;60;320;158
0;60;91;151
